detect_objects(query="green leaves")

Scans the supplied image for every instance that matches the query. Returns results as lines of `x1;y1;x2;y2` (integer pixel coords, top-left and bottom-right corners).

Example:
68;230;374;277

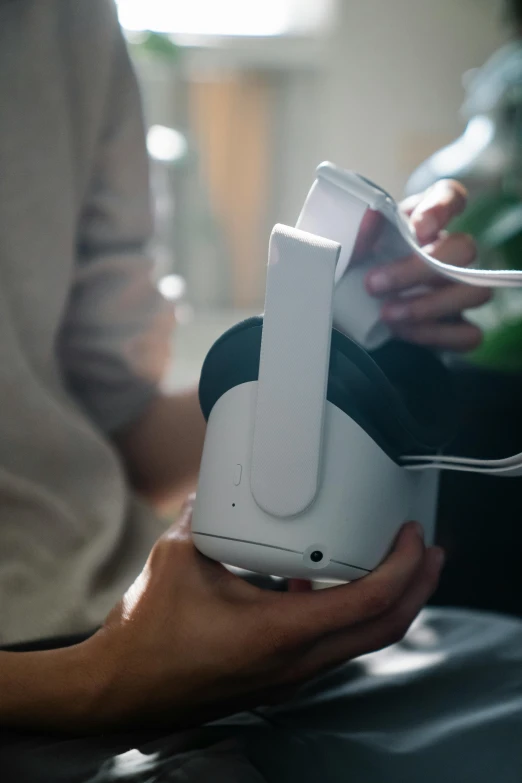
450;190;522;368
128;31;181;63
450;191;522;268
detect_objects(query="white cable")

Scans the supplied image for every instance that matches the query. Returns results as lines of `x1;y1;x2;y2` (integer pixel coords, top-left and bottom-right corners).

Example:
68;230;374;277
301;163;522;478
313;162;522;290
402;452;522;477
404;461;522;477
389;203;522;289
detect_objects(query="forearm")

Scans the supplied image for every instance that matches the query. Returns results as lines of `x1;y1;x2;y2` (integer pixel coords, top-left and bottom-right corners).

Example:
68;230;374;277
114;388;206;506
0;644;98;731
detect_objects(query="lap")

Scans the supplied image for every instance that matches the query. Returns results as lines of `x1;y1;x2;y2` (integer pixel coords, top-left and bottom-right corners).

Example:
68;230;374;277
2;608;522;783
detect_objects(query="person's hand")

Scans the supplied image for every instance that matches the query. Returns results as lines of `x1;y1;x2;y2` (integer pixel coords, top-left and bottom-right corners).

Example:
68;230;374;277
81;499;444;730
357;180;491;351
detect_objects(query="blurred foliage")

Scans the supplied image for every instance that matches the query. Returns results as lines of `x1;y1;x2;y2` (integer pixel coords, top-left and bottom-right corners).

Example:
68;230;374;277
450;191;522;370
467;319;522;371
126;31;181;63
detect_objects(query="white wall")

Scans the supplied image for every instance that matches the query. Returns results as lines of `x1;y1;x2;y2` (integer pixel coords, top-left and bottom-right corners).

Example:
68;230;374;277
276;0;508;228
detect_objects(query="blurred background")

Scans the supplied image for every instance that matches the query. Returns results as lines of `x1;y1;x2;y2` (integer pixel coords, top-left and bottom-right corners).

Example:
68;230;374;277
115;0;511;389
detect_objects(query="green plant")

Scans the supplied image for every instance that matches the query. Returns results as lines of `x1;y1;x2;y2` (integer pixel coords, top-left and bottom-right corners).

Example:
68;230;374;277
126;31;181;63
450;191;522;369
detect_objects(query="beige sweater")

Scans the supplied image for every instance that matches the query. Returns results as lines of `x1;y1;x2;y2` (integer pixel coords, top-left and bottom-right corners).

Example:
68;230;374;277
0;0;172;644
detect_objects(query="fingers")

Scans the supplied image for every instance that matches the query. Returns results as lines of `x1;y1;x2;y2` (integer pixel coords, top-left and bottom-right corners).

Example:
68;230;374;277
354;181;468;277
390;318;483;352
157;495;246;590
366;233;477;297
355;181;468;266
363;231;489;351
405;179;468;243
269;522;426;642
292;545;444;680
399;191;426;217
381;283;491;325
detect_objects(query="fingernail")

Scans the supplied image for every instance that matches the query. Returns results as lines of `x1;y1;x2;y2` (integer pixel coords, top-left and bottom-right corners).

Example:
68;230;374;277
413;211;438;243
405;521;424;540
367;270;390;295
413;522;425;540
384;303;410;322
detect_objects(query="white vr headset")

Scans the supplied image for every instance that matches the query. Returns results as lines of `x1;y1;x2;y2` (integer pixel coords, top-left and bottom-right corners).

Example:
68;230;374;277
192;162;522;582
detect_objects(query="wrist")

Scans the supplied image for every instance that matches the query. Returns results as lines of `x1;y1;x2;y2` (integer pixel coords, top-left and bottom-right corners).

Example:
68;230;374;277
77;629;134;728
0;640;107;732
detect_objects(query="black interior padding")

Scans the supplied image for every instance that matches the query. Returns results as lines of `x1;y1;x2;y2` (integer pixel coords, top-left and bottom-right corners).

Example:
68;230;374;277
198;316;458;462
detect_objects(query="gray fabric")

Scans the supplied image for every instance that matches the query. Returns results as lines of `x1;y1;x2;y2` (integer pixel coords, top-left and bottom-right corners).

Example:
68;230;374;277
243;607;522;782
2;608;521;781
0;0;172;644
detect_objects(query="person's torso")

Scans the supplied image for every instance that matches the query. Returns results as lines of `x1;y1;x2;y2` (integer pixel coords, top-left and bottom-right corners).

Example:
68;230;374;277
0;0;162;645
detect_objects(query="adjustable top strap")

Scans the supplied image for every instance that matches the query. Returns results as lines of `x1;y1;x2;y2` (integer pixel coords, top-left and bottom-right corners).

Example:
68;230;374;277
250;225;340;518
317;161;522;288
296;168;385;349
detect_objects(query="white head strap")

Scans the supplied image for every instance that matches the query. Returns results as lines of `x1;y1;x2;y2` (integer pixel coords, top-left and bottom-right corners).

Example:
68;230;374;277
297;162;522;351
297;162;522;478
250;225;340;517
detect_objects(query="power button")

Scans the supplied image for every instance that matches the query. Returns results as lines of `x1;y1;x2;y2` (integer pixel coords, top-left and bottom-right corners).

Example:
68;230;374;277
234;464;242;486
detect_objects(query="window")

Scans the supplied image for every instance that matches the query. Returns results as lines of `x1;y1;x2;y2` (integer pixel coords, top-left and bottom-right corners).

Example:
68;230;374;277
115;0;334;38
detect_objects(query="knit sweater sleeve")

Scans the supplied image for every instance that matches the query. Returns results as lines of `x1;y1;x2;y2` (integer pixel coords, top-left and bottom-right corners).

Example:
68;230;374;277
59;0;174;433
